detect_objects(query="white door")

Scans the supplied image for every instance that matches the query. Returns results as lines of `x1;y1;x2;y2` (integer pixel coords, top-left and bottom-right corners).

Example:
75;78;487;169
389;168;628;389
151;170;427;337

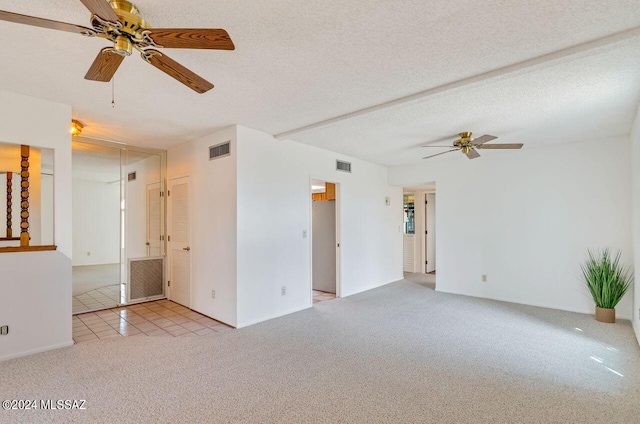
168;176;191;307
147;182;162;257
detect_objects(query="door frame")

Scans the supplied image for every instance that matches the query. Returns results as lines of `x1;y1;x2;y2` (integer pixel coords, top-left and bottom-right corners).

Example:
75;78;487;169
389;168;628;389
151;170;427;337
309;176;342;304
167;174;192;307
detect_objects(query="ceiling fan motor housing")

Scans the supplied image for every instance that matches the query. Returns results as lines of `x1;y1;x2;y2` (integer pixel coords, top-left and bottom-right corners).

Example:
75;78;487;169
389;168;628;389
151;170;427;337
90;1;150;56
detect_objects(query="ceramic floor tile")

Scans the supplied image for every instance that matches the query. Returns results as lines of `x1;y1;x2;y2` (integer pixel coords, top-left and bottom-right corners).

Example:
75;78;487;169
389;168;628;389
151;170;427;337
72;299;234;344
74;334;98;342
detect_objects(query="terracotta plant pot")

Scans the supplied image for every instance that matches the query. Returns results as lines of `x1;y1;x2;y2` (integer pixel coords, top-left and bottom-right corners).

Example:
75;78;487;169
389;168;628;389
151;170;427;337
595;307;615;323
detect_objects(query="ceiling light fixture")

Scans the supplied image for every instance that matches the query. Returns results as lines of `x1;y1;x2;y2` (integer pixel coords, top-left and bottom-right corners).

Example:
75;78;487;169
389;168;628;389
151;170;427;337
70;120;84;137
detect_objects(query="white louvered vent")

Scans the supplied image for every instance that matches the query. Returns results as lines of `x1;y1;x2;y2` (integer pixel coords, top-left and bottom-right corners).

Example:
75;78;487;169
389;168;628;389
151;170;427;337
336;160;352;173
209;141;231;160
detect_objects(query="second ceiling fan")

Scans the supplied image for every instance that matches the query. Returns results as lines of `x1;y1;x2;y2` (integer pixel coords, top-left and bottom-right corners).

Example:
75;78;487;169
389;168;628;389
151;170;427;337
0;0;235;93
422;132;523;160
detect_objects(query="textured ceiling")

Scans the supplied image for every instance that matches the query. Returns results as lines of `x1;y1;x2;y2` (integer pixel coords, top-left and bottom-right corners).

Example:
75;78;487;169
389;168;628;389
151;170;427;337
1;1;640;164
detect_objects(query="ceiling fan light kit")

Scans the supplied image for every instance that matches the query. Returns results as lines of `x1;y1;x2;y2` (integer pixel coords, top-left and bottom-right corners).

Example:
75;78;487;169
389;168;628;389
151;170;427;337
422;132;523;160
0;0;235;93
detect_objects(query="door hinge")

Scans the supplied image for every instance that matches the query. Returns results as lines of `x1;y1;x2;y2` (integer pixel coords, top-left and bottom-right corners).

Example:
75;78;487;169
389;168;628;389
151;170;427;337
425;230;428;234
168;235;171;242
425;200;428;204
167;190;170;196
168;280;170;287
160;235;164;241
160;191;164;197
425;260;428;265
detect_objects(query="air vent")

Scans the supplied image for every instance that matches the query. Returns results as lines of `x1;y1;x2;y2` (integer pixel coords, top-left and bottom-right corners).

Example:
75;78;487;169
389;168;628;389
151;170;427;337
209;141;231;160
336;160;352;173
128;171;136;181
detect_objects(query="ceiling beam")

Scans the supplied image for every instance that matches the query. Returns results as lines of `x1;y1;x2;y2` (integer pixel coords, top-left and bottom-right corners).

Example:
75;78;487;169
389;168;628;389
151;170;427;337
274;26;640;140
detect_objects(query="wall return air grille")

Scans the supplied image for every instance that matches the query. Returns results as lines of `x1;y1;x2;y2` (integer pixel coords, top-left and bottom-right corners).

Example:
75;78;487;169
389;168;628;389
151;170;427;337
336;160;352;173
209;141;231;160
128;257;164;302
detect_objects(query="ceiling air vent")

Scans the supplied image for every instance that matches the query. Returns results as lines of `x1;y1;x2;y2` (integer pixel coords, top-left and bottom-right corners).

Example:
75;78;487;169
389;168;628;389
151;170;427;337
209;141;231;160
336;160;352;173
127;171;136;182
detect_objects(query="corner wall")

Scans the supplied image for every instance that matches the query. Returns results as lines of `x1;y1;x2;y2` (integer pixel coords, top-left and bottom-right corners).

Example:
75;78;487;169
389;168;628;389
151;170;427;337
236;126;403;327
631;107;640;343
167;125;403;329
0;90;73;361
167;127;238;327
390;136;633;319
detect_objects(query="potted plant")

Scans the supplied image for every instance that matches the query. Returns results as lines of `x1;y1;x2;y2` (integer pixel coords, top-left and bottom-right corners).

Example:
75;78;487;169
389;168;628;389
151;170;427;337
580;248;633;323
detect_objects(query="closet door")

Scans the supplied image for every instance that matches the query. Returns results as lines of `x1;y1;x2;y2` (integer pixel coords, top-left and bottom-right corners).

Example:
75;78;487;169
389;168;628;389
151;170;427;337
168;176;191;307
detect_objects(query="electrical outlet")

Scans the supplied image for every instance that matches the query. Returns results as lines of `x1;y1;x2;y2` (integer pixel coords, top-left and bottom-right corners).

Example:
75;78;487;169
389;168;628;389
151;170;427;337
0;325;8;335
281;286;286;296
211;290;216;299
302;230;307;239
482;275;487;282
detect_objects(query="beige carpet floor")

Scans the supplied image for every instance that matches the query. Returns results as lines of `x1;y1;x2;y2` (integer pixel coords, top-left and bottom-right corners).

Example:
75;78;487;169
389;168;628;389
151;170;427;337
2;278;639;423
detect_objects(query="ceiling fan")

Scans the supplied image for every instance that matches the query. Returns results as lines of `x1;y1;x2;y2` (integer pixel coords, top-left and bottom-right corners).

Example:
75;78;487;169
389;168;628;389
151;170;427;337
422;132;523;160
0;0;235;93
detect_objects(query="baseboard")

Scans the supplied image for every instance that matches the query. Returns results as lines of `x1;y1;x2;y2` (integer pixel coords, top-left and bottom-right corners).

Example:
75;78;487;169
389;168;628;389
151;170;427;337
0;340;74;362
434;288;621;318
236;305;312;329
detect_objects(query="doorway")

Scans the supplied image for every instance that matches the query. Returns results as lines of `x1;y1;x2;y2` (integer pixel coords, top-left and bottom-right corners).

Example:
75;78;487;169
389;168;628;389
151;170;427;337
402;184;436;290
311;179;340;304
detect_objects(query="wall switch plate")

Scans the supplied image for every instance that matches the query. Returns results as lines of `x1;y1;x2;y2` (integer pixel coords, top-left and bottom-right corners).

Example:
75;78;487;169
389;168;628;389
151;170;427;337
211;290;216;299
482;275;487;282
385;196;391;206
302;230;307;239
281;286;286;296
0;325;8;335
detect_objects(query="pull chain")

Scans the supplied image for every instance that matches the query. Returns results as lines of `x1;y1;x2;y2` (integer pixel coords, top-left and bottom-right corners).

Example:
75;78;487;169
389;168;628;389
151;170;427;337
111;77;116;108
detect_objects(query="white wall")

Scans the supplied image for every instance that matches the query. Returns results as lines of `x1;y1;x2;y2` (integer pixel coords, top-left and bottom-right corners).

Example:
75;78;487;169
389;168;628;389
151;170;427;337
236;125;403;327
72;178;120;266
390;137;633;319
0;90;72;361
167;125;403;328
167;127;238;327
630;106;640;344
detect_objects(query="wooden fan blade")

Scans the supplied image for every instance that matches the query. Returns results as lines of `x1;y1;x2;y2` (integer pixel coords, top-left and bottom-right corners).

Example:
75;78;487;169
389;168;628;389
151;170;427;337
143;50;214;93
85;48;124;82
143;28;235;50
476;143;523;149
79;0;120;24
420;145;455;148
465;149;481;159
423;149;459;160
0;10;94;34
470;135;498;145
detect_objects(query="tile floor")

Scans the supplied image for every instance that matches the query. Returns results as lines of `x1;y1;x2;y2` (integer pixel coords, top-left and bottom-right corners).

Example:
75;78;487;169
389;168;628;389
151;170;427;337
72;284;121;314
313;290;336;304
72;299;233;344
